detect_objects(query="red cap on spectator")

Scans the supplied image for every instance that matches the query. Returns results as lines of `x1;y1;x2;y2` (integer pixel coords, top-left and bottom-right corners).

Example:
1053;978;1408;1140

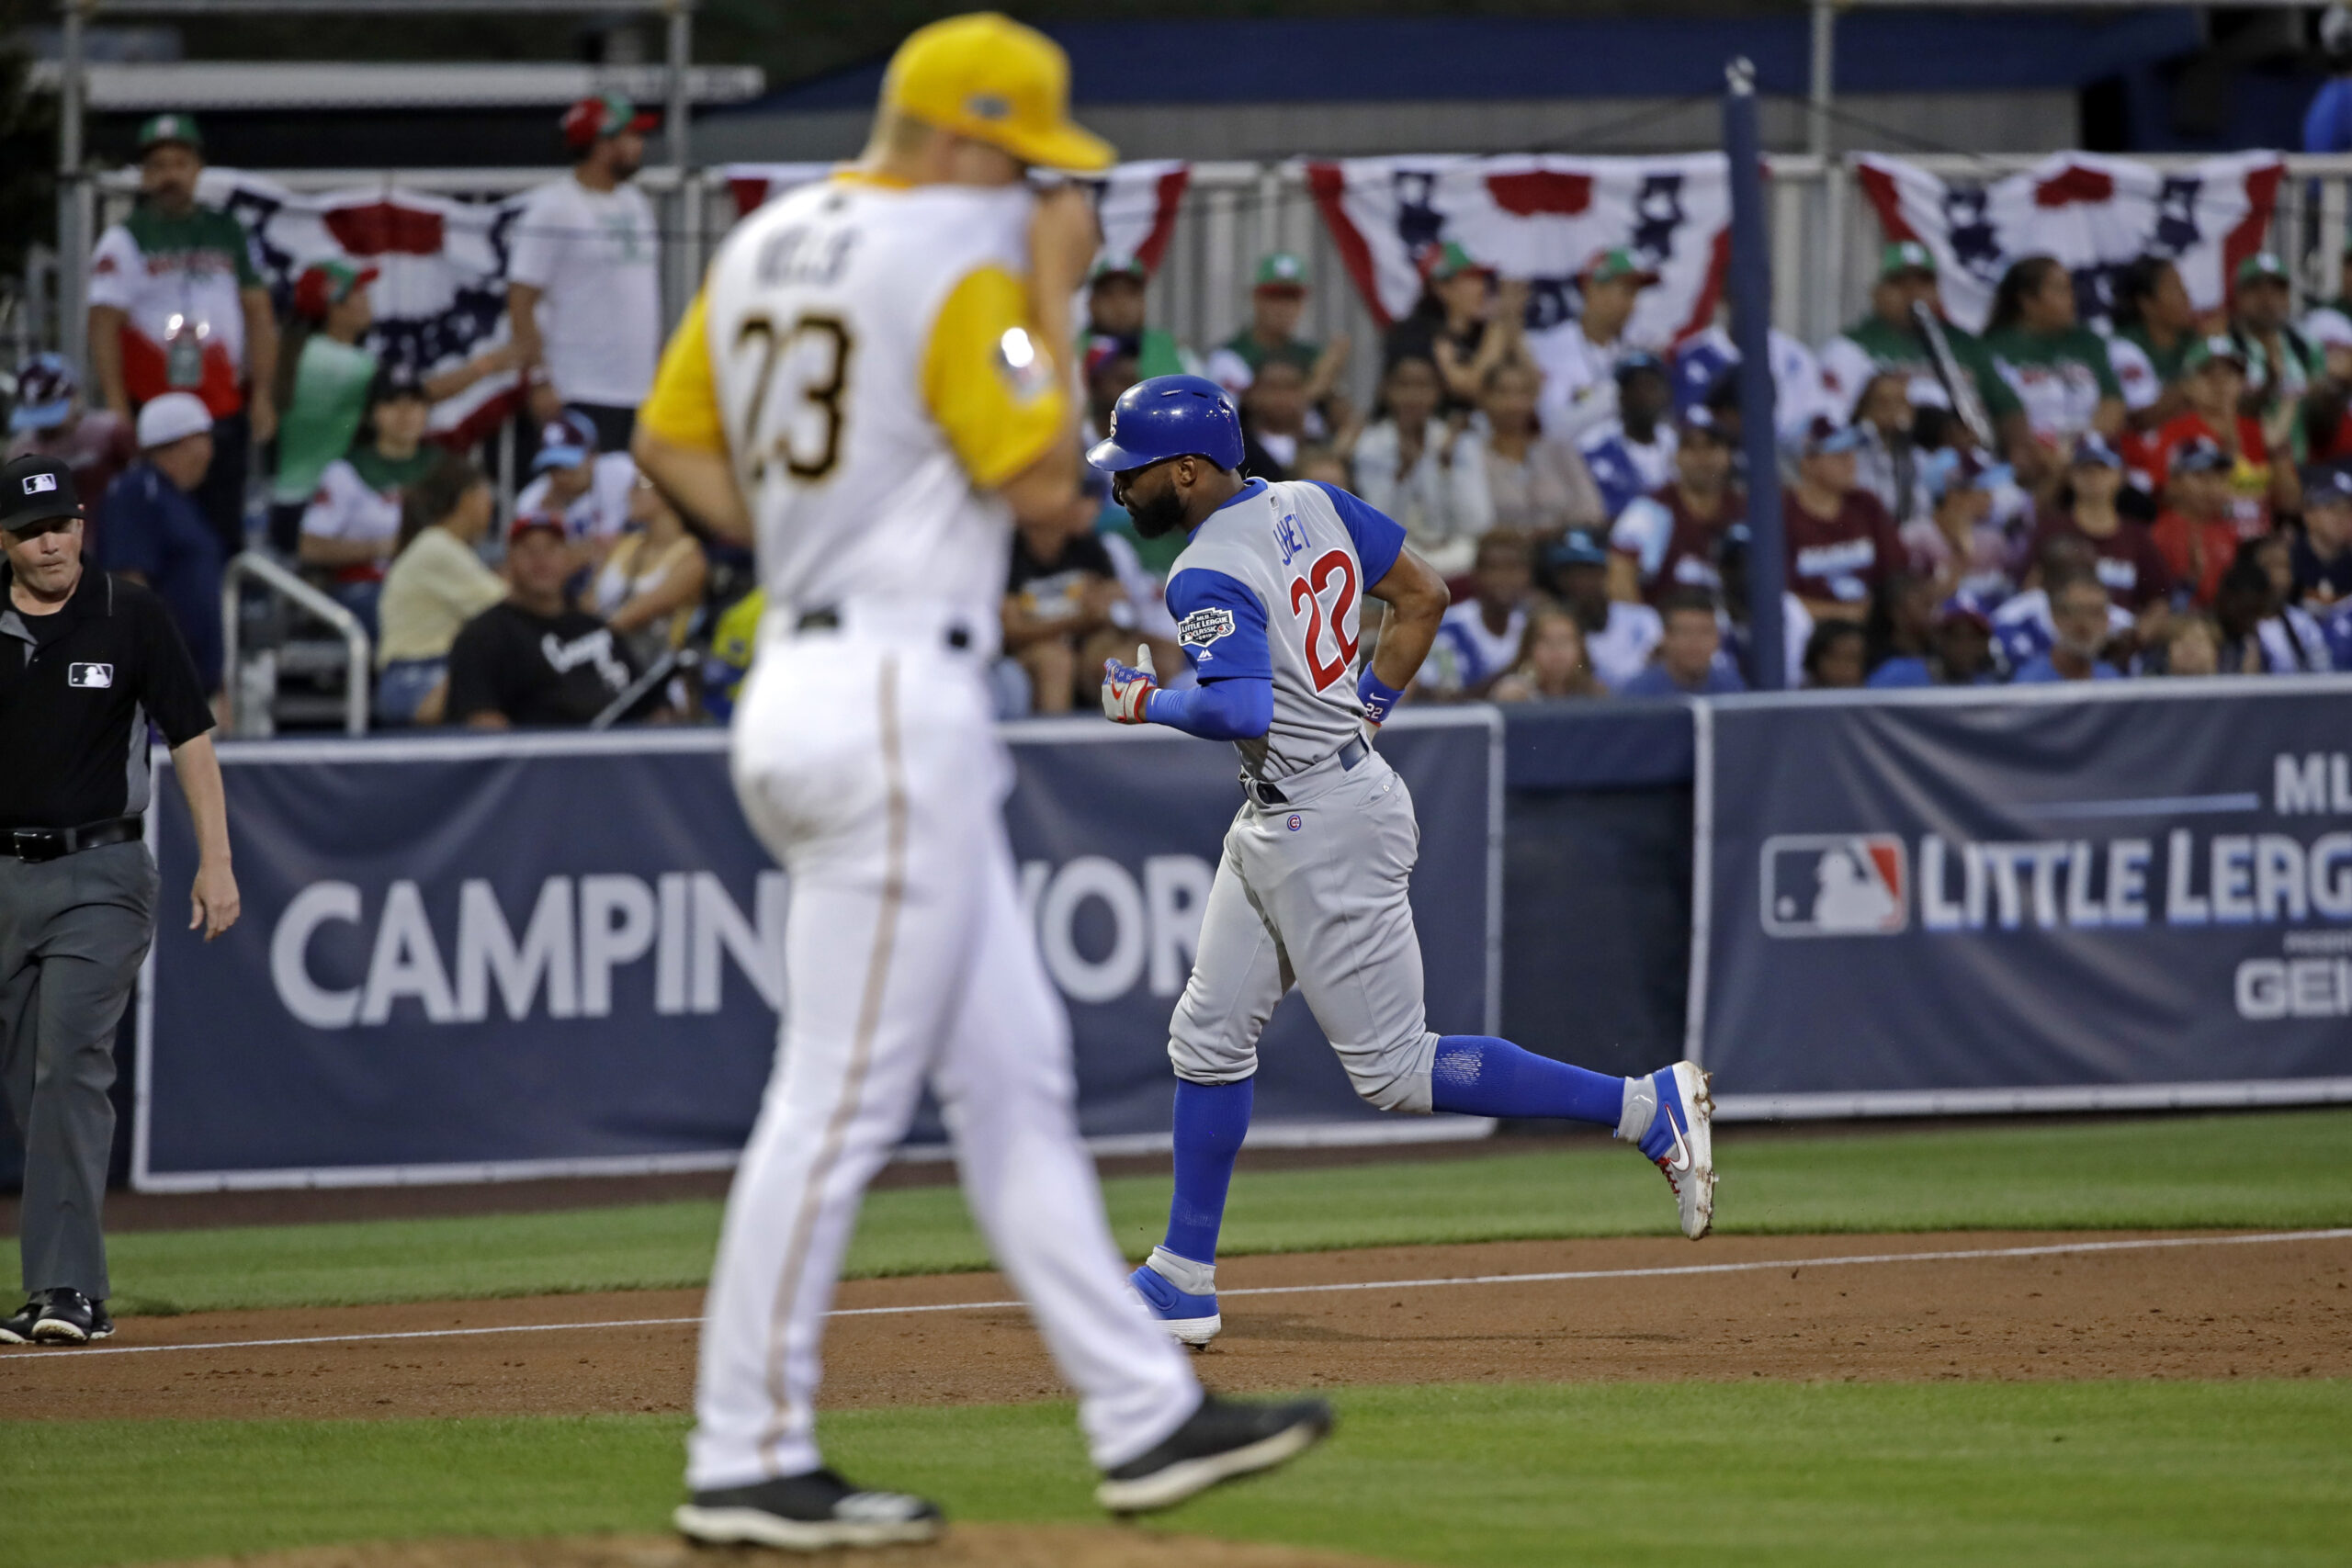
562;92;661;151
509;511;569;546
292;259;379;321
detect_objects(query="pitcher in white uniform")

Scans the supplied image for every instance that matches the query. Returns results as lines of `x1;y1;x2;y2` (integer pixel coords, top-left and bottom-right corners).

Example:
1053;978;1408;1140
632;17;1329;1551
1090;375;1720;1348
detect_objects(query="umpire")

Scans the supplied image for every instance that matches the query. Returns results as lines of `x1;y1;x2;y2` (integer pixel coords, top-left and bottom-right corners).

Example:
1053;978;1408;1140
0;452;237;1347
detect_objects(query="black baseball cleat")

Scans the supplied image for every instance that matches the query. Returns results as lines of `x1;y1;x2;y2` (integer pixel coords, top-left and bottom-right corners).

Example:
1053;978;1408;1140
1094;1393;1334;1514
30;1289;112;1345
673;1467;943;1550
0;1297;38;1345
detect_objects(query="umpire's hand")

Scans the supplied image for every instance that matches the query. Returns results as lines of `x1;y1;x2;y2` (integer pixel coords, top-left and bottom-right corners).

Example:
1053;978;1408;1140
190;859;241;942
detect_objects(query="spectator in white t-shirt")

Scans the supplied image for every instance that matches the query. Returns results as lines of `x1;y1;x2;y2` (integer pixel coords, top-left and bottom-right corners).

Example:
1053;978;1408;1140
506;94;662;453
1543;526;1662;690
298;367;444;633
1351;355;1493;578
1529;247;1658;446
1418;530;1533;699
515;410;637;563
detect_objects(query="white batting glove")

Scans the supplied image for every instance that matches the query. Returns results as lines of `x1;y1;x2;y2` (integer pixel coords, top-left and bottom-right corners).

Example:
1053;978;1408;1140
1102;644;1158;724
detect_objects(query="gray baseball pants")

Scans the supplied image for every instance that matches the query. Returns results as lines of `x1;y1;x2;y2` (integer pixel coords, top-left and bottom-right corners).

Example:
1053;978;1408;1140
0;841;157;1301
1168;745;1440;1113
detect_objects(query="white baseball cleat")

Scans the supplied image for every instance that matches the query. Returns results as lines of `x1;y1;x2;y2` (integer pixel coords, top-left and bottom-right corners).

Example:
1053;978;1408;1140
1645;1061;1715;1240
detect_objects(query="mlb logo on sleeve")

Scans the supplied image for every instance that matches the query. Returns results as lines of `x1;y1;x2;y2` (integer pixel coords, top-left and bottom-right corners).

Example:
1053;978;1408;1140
1759;834;1908;937
22;473;58;495
68;663;115;689
1178;607;1236;649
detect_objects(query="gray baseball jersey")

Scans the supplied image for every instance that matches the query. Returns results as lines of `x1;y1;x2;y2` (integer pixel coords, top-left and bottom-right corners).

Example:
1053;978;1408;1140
1162;478;1407;781
1157;479;1438;1114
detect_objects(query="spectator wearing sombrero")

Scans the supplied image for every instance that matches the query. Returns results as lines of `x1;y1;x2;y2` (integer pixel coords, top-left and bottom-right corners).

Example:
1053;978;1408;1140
507;93;662;454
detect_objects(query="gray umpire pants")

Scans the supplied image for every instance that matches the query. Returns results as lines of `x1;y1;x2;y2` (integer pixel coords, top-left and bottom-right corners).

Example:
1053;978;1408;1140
0;842;158;1302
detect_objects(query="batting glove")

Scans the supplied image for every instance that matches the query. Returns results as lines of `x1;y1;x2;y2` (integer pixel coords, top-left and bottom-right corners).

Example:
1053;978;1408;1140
1102;644;1158;724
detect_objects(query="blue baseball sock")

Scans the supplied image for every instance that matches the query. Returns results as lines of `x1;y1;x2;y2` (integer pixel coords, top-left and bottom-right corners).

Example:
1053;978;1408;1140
1163;1077;1253;1266
1429;1035;1628;1126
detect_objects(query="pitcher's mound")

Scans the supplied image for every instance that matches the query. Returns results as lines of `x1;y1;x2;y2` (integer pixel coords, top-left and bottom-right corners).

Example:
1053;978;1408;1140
156;1527;1392;1568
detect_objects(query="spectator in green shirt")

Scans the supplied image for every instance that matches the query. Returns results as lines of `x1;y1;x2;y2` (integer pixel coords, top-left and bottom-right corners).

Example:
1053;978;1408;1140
2231;252;2333;464
1204;252;1350;417
2108;255;2200;434
268;260;512;554
1982;254;2125;479
1082;259;1193;381
1817;242;2030;476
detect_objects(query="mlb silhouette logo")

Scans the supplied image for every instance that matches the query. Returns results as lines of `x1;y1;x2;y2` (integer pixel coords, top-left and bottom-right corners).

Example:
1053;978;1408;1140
22;472;58;495
1759;834;1908;938
67;663;113;689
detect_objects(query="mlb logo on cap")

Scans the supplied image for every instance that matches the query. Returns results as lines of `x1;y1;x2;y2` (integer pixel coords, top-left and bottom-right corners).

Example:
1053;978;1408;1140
22;473;57;495
1759;834;1909;938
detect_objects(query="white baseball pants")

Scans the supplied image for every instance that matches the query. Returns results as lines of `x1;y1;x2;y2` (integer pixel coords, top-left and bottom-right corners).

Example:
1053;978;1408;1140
687;616;1200;1489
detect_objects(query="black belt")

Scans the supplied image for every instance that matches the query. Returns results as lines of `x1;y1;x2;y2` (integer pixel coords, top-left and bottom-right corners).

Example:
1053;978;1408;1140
4;818;143;863
796;607;973;651
1245;736;1367;807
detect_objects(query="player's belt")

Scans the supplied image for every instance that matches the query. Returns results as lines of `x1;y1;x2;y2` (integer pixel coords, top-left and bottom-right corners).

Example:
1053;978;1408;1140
795;606;974;651
1242;736;1367;807
2;817;143;863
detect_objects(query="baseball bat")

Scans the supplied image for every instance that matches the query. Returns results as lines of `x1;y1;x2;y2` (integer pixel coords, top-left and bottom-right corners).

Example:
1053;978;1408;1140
1910;299;1998;451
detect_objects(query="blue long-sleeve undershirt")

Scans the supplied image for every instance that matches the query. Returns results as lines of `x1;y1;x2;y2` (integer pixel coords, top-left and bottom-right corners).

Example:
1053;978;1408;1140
1145;676;1273;740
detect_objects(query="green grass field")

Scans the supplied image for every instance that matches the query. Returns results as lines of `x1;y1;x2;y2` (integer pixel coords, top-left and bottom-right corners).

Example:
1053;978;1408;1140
103;1111;2352;1316
9;1382;2349;1568
13;1110;2350;1567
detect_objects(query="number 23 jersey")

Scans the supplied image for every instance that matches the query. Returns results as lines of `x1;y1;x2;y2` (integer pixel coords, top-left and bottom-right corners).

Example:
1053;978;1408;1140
1165;478;1406;781
639;174;1068;622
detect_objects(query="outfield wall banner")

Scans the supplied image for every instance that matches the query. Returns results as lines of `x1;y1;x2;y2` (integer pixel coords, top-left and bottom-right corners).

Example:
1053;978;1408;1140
136;714;1498;1191
1691;680;2352;1113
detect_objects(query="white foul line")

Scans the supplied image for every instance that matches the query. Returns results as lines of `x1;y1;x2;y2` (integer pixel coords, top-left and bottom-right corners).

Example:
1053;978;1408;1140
12;1228;2349;1363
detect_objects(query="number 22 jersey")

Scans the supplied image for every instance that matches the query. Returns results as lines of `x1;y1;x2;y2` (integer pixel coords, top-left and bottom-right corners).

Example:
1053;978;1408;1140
639;174;1069;626
1164;478;1407;781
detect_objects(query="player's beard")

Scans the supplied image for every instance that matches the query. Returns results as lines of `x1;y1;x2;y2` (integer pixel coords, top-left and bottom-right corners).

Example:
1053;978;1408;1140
1126;484;1190;538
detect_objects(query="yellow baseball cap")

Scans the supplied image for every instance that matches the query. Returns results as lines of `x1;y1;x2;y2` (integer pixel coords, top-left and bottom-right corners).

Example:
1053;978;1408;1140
881;12;1114;173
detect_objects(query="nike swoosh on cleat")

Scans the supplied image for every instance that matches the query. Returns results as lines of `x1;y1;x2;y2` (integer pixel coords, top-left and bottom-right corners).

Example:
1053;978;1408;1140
1662;1122;1692;1174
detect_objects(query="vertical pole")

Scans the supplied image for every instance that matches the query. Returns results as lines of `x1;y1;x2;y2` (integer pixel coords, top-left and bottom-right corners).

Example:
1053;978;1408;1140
1725;59;1786;693
56;0;88;369
667;0;694;320
1807;0;1834;162
1809;0;1843;348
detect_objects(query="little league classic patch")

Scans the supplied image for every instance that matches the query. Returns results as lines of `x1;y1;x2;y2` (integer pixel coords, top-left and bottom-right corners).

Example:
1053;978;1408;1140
1179;606;1236;649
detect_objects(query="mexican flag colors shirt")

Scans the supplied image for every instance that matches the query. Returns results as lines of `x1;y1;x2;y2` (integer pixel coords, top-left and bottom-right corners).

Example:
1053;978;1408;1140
1983;324;2123;445
88;202;261;417
1817;312;2023;426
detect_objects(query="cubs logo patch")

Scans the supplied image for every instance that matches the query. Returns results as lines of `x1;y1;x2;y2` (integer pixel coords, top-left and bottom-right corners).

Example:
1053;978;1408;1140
1178;606;1237;649
1286;813;1303;832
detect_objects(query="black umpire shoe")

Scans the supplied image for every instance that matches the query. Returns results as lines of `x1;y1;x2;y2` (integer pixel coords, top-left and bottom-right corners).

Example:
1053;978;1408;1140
1094;1393;1334;1514
673;1468;943;1550
0;1297;37;1345
29;1289;112;1345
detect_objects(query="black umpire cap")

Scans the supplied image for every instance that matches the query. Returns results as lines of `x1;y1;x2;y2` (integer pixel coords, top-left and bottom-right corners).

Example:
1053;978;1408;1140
0;455;85;538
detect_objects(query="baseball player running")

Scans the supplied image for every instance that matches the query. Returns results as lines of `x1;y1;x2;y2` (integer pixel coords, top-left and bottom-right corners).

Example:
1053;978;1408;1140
632;18;1327;1550
1091;376;1716;1348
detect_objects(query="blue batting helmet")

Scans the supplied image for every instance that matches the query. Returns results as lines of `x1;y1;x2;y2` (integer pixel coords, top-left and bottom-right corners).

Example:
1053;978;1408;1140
1085;374;1245;474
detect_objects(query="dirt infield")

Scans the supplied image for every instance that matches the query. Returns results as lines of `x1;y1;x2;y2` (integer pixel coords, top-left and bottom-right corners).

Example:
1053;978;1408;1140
6;1230;2347;1424
145;1526;1387;1568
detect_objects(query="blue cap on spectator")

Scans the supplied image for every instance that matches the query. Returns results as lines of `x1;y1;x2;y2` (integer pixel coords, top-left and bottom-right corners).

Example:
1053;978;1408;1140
9;353;77;434
1614;350;1668;382
2303;465;2352;508
1546;529;1610;570
532;411;598;473
1924;447;2012;502
2068;434;2124;470
2169;436;2230;477
1679;404;1731;444
1787;414;1869;460
1938;591;1994;630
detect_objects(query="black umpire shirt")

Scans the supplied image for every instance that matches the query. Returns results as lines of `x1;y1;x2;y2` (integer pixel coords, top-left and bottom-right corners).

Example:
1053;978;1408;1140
0;563;214;829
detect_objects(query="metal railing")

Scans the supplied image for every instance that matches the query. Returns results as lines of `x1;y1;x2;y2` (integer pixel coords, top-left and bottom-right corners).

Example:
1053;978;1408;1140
221;550;371;737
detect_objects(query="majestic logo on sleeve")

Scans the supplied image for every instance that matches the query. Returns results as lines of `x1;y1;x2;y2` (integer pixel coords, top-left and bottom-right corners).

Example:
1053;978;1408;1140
1177;606;1237;649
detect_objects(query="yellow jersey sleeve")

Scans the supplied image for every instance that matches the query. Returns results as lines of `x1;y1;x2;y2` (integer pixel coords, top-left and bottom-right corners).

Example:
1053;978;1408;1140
922;265;1069;489
638;287;728;455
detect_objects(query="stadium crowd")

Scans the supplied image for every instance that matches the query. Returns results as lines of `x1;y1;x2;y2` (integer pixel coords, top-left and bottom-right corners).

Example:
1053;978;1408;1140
12;102;2352;732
